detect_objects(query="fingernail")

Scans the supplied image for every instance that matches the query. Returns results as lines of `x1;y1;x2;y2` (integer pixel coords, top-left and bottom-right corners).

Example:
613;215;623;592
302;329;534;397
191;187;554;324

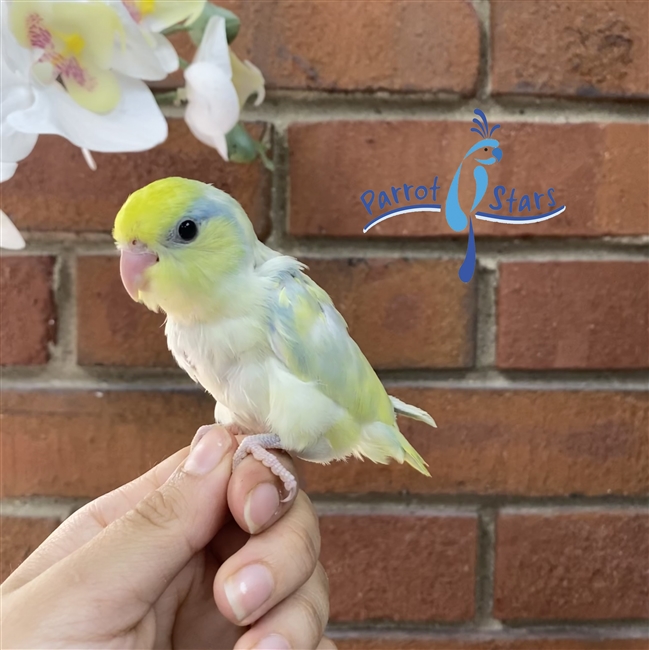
224;563;274;622
184;426;231;476
244;482;280;534
253;634;291;650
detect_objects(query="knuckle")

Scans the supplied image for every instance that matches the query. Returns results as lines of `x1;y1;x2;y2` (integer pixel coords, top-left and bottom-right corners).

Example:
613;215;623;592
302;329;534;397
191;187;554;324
315;562;330;597
295;579;328;640
130;485;186;533
286;514;320;577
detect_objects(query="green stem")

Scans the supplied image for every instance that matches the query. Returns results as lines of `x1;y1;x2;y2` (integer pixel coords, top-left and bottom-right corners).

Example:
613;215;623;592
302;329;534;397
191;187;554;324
154;90;181;106
256;142;275;171
161;24;189;36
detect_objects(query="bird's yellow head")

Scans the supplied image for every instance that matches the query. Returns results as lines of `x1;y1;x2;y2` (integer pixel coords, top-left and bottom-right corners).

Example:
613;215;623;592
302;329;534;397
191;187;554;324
113;177;257;319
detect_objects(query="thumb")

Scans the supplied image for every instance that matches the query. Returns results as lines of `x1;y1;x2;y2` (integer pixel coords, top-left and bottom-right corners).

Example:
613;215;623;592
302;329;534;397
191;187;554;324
57;425;234;611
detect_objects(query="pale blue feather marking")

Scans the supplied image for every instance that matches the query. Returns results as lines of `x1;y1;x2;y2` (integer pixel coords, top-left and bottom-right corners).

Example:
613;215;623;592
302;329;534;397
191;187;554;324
471;165;489;212
445;162;467;232
266;265;394;425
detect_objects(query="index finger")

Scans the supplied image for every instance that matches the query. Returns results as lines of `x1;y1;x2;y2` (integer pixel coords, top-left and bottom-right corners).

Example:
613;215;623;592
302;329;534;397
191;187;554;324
2;445;191;592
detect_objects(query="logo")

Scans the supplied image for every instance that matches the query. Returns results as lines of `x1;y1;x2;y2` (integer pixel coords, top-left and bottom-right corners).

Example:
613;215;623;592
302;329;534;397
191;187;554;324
360;109;566;282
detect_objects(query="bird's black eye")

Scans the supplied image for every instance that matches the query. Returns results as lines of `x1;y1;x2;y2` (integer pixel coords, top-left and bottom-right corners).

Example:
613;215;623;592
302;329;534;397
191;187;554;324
178;220;198;242
484;147;488;151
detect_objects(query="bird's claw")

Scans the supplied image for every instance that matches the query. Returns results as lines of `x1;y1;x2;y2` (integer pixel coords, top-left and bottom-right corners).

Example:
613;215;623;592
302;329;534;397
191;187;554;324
232;434;298;502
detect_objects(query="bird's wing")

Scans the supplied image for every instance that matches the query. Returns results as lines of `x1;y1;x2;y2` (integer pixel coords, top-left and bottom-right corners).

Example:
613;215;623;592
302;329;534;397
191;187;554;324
265;266;395;427
471;165;489;212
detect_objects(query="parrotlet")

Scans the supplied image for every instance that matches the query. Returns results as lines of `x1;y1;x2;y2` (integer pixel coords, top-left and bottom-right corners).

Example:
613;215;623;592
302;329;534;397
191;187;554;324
113;177;436;499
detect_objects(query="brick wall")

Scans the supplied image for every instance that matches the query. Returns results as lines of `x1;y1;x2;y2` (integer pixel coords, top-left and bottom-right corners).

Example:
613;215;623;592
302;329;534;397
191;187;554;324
1;1;648;648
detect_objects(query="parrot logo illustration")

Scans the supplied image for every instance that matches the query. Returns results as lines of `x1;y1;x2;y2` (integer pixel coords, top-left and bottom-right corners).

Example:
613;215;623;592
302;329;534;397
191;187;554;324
445;109;502;283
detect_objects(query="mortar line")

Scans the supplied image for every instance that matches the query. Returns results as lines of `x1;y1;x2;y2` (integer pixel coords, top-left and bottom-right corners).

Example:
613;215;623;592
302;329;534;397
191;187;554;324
48;249;77;370
237;93;648;124
3;496;647;521
325;622;649;639
471;0;491;101
273;237;649;260
1;496;87;519
475;506;498;626
1;368;647;391
475;262;498;369
230;93;649;127
309;495;649;512
266;122;289;250
10;236;649;260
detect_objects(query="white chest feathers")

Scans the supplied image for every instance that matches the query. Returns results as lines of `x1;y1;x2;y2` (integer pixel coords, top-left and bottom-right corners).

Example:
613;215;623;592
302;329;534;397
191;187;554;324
164;313;348;455
165;316;273;433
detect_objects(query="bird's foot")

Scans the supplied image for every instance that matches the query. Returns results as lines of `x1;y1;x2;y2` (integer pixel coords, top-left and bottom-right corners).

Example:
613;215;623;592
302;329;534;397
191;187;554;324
232;434;297;503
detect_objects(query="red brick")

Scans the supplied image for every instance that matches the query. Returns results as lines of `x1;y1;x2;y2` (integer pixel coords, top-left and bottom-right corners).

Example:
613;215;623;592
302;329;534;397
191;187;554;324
0;257;56;365
0;391;213;498
494;510;649;620
75;256;476;369
491;1;649;99
1;120;271;237
298;388;648;497
306;258;475;369
497;262;649;370
334;635;649;650
185;1;480;94
77;256;172;367
289;121;648;238
1;516;60;581
321;513;476;622
2;389;646;499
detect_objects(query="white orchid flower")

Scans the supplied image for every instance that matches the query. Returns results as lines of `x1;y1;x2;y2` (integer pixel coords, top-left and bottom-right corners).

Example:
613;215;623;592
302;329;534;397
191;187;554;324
0;0;170;249
9;1;126;114
183;15;264;161
2;1;168;152
1;32;38;183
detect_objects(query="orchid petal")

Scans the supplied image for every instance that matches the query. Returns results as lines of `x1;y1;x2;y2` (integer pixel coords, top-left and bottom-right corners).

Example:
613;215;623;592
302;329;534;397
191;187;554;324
141;0;206;32
62;62;122;114
110;2;178;80
151;32;180;74
1;162;18;183
184;60;239;160
230;51;265;107
193;16;231;76
0;127;38;168
8;74;167;152
1;3;33;76
0;210;26;250
81;147;97;171
1;76;39;168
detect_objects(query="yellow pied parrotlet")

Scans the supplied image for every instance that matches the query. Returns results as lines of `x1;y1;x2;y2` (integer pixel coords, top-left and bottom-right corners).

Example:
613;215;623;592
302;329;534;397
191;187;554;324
113;178;436;499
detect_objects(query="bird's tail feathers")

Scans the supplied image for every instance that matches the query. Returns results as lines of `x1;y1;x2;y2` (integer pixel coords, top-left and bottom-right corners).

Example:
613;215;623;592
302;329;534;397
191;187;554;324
358;422;431;477
389;396;437;428
402;438;431;477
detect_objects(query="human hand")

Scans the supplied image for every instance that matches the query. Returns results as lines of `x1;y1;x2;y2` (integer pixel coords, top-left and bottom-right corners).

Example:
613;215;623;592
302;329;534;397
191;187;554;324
1;425;333;649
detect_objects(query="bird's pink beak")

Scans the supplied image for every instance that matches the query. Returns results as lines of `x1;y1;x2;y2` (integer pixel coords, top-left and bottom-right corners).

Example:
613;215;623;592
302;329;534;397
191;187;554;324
120;247;158;301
